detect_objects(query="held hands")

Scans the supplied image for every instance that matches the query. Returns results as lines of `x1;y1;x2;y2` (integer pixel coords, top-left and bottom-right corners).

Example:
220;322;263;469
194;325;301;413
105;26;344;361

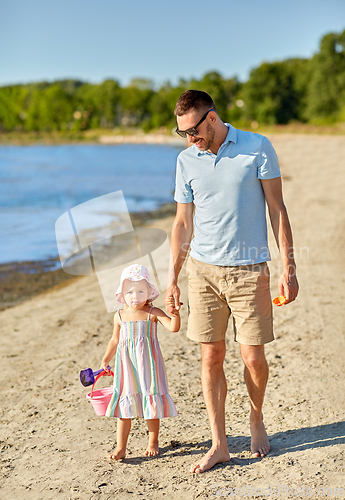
165;283;183;316
278;267;299;304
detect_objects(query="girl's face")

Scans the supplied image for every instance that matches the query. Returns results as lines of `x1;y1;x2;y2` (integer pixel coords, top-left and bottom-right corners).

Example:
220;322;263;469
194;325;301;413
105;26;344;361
122;279;150;308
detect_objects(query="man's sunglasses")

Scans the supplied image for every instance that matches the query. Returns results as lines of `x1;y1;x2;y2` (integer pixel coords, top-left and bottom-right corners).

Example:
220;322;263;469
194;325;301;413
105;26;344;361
175;108;215;139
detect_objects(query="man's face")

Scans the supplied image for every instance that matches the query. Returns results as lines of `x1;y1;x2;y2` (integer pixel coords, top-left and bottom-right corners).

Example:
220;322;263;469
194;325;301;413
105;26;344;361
176;109;215;151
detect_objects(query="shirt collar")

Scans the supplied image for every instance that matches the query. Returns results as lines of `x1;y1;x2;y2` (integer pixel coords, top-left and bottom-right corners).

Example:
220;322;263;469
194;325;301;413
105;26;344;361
196;123;237;156
224;123;237;144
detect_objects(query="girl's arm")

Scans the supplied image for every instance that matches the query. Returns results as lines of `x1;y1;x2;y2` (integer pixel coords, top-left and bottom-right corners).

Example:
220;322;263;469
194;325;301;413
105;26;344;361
101;313;121;372
152;306;180;332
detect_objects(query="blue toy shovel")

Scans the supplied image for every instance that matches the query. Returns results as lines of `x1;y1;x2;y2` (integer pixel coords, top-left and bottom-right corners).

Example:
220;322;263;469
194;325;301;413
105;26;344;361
79;366;111;387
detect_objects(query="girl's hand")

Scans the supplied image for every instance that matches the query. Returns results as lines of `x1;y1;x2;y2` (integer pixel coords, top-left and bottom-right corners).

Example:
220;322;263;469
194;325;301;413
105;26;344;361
101;360;112;375
154;306;181;332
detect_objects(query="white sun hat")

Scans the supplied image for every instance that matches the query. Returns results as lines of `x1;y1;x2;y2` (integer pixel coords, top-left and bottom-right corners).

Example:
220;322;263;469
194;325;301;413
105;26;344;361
115;264;159;304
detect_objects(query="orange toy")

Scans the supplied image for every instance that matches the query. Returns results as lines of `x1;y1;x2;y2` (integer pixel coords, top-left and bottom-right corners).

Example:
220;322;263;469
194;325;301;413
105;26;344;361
273;296;286;306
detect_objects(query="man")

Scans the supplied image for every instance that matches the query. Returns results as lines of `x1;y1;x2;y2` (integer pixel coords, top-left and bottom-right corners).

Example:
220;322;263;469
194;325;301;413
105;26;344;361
165;90;299;474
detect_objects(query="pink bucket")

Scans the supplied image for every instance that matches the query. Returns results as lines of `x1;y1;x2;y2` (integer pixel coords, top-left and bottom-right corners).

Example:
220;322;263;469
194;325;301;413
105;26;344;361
86;370;114;416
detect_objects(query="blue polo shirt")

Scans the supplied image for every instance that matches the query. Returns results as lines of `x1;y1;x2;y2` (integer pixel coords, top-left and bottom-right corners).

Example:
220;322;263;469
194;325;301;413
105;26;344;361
174;124;281;266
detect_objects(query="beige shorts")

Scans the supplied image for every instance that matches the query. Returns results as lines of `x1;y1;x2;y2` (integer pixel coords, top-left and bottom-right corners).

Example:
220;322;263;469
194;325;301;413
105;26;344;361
185;256;274;345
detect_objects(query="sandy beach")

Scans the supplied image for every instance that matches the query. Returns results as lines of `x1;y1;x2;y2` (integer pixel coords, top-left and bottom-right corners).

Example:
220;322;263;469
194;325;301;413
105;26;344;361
1;134;345;499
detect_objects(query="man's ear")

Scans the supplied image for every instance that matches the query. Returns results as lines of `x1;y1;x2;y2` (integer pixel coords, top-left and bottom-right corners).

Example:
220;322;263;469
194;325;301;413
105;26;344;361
209;110;217;124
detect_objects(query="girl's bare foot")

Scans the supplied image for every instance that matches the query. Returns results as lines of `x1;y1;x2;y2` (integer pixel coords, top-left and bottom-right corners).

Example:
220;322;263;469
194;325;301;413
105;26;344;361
144;442;159;456
109;447;126;460
145;419;160;456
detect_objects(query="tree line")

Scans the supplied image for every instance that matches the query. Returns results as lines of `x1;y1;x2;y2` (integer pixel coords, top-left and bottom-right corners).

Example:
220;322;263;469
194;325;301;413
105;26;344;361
0;30;344;133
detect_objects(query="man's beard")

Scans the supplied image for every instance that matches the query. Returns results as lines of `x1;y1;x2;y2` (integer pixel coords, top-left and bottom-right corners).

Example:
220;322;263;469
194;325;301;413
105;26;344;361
201;123;215;151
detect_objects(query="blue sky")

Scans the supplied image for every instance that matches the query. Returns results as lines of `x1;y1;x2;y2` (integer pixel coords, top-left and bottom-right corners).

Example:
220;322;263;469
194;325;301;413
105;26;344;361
1;0;344;87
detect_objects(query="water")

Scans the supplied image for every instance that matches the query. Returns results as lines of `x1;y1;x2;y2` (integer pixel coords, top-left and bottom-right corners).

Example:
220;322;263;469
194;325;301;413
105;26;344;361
0;144;183;265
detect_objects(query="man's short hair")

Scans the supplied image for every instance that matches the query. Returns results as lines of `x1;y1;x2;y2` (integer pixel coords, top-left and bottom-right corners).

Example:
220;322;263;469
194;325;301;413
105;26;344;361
174;90;216;116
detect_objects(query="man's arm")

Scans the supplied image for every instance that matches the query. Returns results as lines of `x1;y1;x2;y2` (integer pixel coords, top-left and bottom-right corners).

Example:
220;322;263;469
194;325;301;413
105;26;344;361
165;202;194;315
261;177;299;304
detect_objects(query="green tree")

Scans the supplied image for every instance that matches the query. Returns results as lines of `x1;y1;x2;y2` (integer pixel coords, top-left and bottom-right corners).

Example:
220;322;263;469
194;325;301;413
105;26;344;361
242;59;309;124
75;83;99;129
54;79;85;95
74;80;121;129
119;81;154;127
25;84;74;131
0;85;29;131
304;30;345;122
188;71;240;121
146;80;190;131
128;78;154;91
25;88;44;131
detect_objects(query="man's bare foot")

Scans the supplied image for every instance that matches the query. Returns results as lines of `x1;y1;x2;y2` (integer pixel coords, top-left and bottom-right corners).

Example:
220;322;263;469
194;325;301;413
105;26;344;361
190;445;230;473
109;447;126;460
250;415;270;457
144;442;159;457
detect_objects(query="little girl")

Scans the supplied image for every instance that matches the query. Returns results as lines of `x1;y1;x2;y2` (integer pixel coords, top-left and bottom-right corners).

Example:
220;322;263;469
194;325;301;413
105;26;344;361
101;264;180;460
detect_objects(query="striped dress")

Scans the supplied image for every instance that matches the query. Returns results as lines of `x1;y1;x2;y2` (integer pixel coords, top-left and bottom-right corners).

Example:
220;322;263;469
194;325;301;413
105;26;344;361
106;309;178;419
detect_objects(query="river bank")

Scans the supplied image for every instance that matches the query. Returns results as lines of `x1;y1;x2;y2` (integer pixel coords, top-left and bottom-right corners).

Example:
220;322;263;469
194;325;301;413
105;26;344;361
0;129;186;146
1;123;345;146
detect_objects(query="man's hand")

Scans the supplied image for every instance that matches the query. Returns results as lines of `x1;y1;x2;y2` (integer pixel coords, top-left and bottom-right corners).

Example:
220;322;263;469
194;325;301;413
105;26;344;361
278;268;299;304
165;283;183;316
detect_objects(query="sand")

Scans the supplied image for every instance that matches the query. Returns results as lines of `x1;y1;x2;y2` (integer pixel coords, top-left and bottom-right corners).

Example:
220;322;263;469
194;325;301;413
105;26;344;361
1;135;345;499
